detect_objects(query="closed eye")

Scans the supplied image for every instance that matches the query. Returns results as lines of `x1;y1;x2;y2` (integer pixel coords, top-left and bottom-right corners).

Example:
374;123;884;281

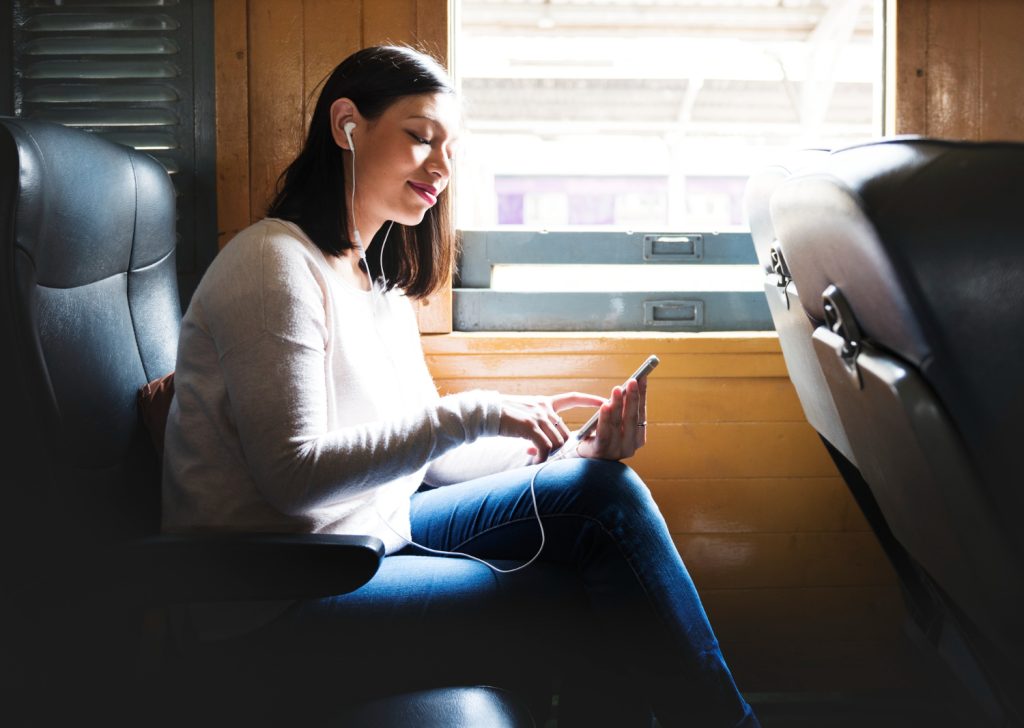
407;131;430;145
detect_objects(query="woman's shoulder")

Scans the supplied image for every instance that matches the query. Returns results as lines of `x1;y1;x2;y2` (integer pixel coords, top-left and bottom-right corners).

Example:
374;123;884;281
219;218;321;266
194;219;329;309
204;219;330;291
187;219;331;346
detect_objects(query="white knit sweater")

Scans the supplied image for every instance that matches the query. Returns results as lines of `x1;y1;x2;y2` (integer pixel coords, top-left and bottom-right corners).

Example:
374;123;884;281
162;218;530;553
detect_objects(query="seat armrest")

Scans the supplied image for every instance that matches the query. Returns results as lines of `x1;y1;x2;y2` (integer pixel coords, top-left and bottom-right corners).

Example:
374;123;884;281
31;533;385;606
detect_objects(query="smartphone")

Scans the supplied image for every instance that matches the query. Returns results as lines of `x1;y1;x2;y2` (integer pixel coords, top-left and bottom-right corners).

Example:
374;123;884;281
549;354;659;459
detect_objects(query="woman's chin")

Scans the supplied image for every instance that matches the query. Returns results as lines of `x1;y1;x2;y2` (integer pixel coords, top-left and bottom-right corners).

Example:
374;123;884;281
393;209;430;227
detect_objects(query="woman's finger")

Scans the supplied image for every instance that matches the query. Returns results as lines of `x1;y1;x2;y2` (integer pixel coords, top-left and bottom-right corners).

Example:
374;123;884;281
529;422;554;461
621;380;640;457
635;375;649;449
550;409;572;440
551;391;607;413
537;412;567;451
599;387;625;456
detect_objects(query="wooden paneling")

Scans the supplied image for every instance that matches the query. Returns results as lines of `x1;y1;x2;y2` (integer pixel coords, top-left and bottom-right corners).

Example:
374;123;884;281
364;0;417;46
247;1;305;221
891;0;1024;140
978;1;1024;137
416;0;449;57
926;1;981;140
213;0;249;248
648;477;870;534
676;532;896;590
303;0;362;122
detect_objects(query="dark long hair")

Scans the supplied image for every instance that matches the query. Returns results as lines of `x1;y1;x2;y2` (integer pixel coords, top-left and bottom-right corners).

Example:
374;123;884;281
267;45;456;299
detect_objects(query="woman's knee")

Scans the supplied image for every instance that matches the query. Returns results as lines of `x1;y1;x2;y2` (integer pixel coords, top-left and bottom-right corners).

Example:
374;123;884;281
542;458;657;522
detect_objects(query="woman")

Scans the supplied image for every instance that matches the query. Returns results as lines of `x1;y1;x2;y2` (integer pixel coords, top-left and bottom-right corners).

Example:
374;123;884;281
162;45;759;728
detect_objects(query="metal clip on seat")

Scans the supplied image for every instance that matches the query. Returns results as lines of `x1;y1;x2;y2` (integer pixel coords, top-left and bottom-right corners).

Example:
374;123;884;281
769;242;792;309
822;284;863;388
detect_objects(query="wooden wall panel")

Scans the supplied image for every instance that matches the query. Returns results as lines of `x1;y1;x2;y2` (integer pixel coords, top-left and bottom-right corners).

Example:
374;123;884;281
891;0;1024;140
676;532;896;590
364;0;418;47
649;476;869;534
979;1;1024;137
303;0;362;125
247;0;305;220
213;0;250;248
926;1;981;140
416;0;449;58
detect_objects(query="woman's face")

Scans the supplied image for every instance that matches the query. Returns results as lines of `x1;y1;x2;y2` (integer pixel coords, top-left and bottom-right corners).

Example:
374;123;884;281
339;91;460;235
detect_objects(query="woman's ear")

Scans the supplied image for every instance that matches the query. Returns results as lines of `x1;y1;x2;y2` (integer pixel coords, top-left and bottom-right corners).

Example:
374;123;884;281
329;98;360;150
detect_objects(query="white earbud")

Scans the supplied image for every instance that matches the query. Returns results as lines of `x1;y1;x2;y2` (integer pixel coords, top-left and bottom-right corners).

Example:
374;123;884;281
343;121;356;151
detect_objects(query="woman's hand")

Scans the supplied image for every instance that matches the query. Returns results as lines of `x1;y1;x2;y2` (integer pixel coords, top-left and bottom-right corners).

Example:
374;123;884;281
574;375;649;461
498;392;605;462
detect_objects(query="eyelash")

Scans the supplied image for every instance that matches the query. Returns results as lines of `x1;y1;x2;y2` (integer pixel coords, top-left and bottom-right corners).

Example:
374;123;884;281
407;131;456;160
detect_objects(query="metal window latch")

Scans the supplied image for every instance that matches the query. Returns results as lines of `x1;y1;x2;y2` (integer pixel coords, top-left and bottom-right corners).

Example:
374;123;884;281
769;242;791;309
643;234;703;262
822;284;863;388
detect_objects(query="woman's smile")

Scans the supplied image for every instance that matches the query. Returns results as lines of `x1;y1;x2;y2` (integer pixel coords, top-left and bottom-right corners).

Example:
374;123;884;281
408;180;438;205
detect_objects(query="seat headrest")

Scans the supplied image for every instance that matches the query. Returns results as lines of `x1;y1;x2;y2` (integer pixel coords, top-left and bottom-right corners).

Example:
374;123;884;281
744;148;830;273
1;117;176;289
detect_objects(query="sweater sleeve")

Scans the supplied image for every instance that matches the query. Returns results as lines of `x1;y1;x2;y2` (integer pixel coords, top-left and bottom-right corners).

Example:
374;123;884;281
423;436;534;486
206;231;503;516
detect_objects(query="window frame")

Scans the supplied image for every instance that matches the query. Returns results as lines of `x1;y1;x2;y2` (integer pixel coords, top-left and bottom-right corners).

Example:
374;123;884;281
451;0;886;334
454;228;768;332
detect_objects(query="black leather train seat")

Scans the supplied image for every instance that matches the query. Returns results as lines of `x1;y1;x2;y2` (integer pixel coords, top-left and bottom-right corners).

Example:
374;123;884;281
769;137;1024;726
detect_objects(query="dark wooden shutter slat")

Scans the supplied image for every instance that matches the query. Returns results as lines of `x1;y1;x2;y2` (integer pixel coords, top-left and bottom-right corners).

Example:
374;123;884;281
22;14;179;32
24;37;179;55
26;83;179;104
32;107;178;127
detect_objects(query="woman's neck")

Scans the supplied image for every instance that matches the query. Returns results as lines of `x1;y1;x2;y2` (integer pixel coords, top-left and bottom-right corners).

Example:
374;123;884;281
330;248;372;292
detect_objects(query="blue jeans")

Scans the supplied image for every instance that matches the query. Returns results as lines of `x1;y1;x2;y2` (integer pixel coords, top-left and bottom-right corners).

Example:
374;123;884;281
198;459;758;728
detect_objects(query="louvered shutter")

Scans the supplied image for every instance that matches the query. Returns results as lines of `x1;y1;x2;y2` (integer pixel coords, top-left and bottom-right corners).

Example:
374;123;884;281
8;0;216;305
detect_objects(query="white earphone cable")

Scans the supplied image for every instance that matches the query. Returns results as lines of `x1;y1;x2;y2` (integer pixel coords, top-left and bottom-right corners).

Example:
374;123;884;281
375;458;552;574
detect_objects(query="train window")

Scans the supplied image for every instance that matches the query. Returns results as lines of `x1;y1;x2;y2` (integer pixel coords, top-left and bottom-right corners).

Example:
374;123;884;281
2;0;218;307
453;0;884;331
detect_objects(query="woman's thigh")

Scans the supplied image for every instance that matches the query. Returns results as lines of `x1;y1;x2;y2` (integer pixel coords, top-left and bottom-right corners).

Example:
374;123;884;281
231;552;589;704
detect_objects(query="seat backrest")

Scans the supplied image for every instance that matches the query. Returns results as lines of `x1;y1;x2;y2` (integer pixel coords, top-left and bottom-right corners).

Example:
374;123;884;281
0;118;181;589
770;137;1024;724
743;149;857;461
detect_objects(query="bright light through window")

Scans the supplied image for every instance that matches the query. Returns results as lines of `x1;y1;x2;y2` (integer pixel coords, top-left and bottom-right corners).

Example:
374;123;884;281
455;0;884;232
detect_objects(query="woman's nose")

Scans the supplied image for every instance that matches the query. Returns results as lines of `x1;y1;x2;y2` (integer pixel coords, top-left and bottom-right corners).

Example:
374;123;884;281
426;146;452;181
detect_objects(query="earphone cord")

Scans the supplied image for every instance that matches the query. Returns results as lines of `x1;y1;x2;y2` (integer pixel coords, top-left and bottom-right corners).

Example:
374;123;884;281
349;137;395;297
375;458;552;574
